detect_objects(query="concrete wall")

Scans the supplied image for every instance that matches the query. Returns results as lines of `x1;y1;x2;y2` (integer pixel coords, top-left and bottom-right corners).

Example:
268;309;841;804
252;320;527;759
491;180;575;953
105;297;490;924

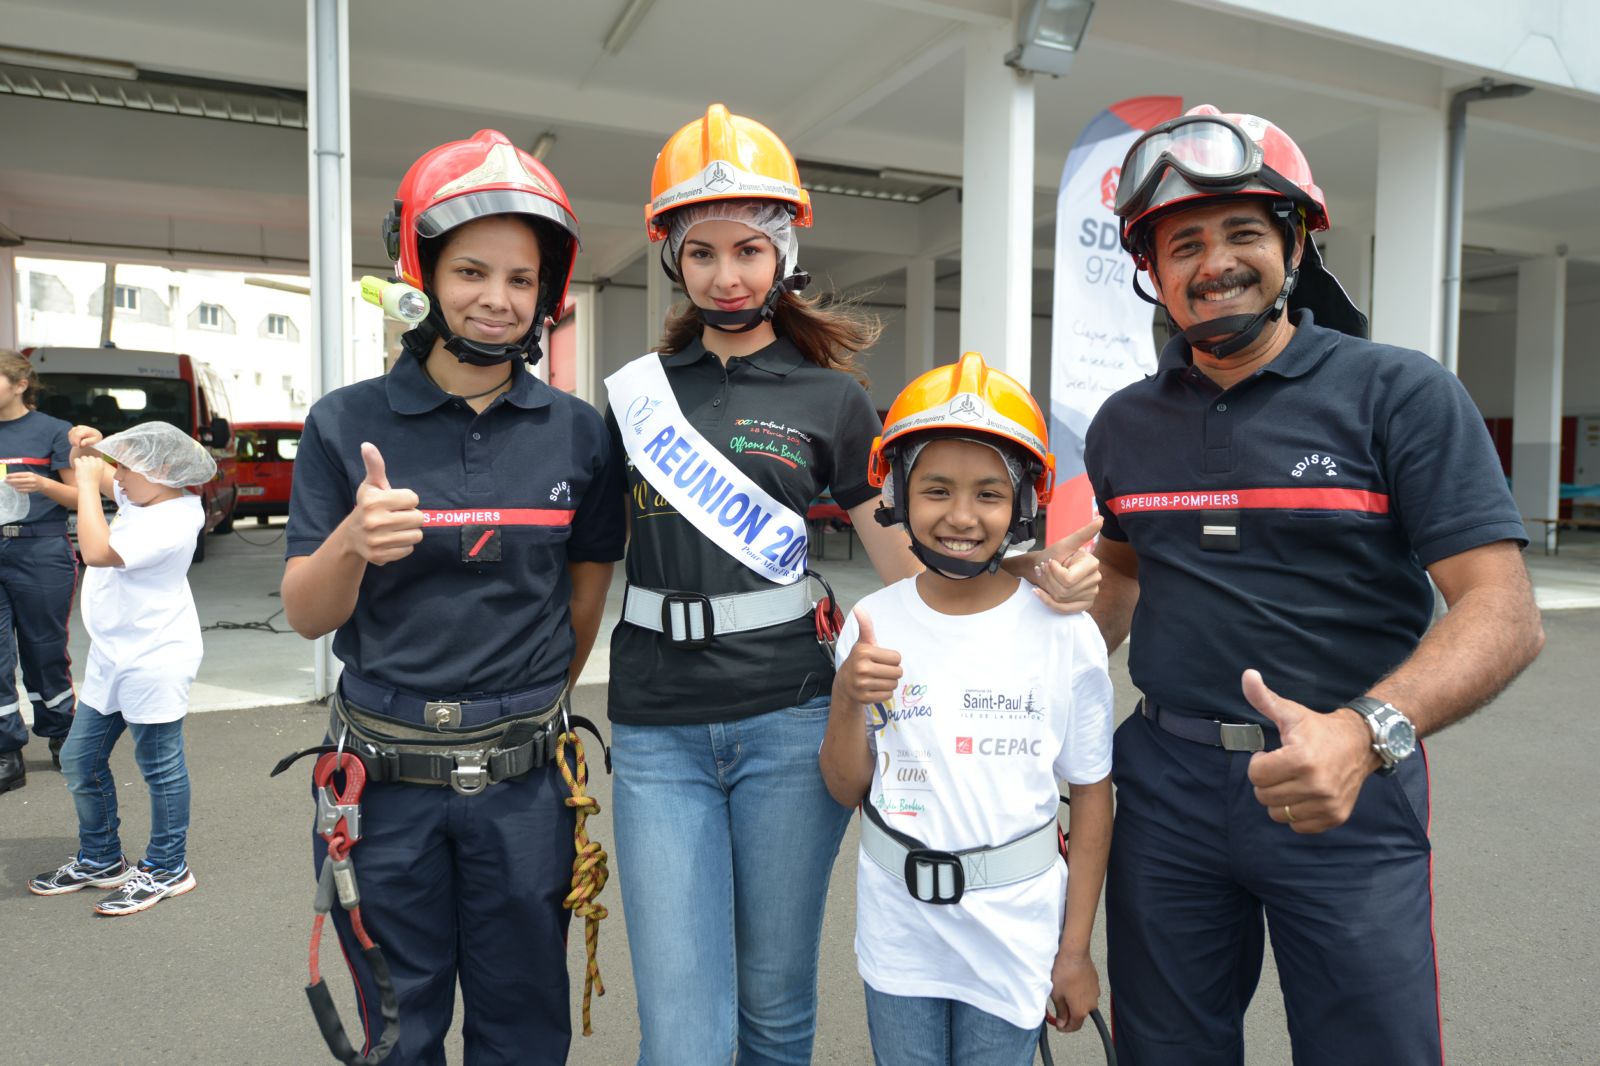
1457;293;1600;419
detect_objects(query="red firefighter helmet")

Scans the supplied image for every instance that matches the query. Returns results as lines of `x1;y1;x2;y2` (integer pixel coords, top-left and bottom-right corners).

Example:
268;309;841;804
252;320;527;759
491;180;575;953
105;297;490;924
384;129;581;324
1116;105;1328;264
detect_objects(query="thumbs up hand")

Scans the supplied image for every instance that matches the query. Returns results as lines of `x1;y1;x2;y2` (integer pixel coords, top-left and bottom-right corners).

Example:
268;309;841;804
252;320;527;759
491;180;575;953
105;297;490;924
1244;669;1382;834
837;608;903;707
346;442;424;565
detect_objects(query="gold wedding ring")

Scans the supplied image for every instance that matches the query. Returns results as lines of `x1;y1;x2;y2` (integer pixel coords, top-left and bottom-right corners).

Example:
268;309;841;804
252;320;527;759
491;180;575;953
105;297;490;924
1284;804;1296;824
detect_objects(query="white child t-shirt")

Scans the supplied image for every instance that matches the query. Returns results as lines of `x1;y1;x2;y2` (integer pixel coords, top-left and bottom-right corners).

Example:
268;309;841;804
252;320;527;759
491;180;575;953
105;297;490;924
835;576;1114;1030
79;484;205;724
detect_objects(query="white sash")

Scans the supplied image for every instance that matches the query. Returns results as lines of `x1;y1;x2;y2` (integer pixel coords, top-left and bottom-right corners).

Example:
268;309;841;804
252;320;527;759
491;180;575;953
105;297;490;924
606;353;809;585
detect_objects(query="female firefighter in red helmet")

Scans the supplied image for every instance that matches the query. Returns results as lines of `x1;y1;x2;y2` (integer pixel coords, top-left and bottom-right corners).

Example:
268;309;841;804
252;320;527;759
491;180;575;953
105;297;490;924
281;129;626;1065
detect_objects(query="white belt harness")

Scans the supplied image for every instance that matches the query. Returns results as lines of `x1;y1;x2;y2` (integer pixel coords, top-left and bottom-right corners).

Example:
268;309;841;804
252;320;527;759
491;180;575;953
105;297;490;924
606;353;810;586
861;803;1060;905
622;580;818;646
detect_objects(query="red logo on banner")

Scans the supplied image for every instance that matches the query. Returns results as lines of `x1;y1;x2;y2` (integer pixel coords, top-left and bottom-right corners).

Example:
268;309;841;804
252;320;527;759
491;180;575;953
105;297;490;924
1100;167;1120;212
955;737;973;754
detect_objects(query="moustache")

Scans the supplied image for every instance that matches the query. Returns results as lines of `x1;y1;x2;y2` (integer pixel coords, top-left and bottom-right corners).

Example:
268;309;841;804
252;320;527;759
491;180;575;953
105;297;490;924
1190;270;1260;299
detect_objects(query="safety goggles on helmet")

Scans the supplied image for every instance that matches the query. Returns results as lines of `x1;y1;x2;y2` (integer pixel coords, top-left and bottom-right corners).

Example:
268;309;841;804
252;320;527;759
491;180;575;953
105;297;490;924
1114;113;1284;222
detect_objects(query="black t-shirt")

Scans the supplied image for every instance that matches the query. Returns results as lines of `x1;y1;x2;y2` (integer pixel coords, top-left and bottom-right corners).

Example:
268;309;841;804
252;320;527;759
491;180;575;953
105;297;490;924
605;338;882;725
1084;312;1526;723
286;354;626;699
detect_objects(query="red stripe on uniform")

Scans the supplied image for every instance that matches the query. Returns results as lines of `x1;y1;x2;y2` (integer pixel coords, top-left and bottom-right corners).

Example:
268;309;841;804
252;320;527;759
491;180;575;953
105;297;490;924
1104;487;1390;515
420;508;575;527
0;457;51;466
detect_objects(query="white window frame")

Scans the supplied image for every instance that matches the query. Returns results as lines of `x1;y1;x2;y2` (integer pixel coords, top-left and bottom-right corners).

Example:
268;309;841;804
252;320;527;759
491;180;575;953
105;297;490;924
197;303;222;328
267;313;290;338
113;284;139;312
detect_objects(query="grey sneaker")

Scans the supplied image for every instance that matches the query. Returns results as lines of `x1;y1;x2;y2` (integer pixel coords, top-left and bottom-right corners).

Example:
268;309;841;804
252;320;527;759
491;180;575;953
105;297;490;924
94;863;196;916
29;855;135;896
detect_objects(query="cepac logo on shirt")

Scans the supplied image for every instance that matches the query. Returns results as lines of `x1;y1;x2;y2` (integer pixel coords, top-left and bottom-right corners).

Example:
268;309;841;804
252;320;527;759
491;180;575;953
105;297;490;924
959;736;1044;757
1290;453;1340;478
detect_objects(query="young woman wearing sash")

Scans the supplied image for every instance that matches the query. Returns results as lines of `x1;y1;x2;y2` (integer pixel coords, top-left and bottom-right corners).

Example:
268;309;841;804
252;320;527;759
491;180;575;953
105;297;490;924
604;104;1101;1065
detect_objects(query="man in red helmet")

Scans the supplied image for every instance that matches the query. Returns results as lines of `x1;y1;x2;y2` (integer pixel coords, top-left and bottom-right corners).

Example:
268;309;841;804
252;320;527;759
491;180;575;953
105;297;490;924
280;130;625;1065
1083;106;1543;1064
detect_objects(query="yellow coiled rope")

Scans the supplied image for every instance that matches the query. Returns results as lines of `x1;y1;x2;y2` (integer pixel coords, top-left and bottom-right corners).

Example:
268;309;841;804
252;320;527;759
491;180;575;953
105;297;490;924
556;730;609;1036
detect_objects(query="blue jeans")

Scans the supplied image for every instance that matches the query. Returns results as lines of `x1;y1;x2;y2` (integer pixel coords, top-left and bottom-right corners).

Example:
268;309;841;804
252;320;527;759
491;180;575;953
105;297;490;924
59;704;190;872
0;534;79;753
612;696;853;1066
863;985;1041;1066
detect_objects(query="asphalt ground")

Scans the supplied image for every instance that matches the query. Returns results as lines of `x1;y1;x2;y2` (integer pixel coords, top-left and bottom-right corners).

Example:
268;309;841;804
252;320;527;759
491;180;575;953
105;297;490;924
1;524;1598;1064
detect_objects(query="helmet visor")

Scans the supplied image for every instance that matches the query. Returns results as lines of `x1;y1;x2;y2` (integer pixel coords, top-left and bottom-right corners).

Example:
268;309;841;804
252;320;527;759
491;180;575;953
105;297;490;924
1114;115;1262;220
417;189;581;247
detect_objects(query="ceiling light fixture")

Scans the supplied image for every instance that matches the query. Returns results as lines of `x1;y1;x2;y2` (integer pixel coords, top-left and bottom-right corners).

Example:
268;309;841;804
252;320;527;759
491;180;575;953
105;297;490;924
1005;0;1095;78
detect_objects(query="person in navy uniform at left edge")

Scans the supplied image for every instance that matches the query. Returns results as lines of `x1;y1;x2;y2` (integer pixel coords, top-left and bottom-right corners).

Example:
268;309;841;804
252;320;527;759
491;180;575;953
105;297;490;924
0;350;82;794
281;130;625;1066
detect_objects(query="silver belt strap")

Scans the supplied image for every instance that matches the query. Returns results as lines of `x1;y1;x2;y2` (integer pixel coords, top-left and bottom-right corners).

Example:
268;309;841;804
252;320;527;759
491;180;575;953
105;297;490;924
622;580;816;642
861;810;1060;903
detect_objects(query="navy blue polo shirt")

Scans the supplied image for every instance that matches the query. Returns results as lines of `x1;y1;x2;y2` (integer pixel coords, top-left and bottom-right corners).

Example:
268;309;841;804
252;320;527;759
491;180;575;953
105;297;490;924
0;410;72;525
287;354;626;699
1084;311;1526;724
603;337;882;725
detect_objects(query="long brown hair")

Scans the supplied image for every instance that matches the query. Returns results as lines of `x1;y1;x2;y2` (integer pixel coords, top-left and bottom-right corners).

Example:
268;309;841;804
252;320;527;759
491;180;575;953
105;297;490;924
657;289;881;387
0;351;41;408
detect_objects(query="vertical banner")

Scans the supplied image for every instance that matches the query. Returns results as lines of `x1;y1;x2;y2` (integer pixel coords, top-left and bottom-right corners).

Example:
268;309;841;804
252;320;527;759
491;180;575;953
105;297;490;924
1047;97;1183;542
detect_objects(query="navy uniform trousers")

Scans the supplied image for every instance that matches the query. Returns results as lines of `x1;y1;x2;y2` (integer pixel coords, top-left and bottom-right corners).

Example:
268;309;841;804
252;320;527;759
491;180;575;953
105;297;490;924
0;533;78;752
314;759;578;1066
1106;710;1442;1066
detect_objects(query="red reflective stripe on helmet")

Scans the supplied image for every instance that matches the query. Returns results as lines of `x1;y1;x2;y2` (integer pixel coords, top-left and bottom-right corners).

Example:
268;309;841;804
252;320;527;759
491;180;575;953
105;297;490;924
1104;488;1389;515
419;508;576;527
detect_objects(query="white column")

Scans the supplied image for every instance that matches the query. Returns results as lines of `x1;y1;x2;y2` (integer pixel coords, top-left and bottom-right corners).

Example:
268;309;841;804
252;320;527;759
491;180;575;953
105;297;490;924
1371;109;1447;359
646;244;671;352
1512;255;1566;538
0;248;17;349
568;286;597;405
959;23;1034;388
904;256;937;381
1321;222;1373;321
307;0;352;701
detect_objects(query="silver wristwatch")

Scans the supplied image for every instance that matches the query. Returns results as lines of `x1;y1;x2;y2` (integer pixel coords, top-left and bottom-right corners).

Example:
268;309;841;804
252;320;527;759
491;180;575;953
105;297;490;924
1346;696;1417;776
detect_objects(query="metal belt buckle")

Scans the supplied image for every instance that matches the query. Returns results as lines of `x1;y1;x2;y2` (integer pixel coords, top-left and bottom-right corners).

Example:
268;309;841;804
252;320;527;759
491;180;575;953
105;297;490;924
660;592;714;649
1218;721;1265;752
426;701;462;729
0;525;21;537
904;848;965;905
449;751;489;795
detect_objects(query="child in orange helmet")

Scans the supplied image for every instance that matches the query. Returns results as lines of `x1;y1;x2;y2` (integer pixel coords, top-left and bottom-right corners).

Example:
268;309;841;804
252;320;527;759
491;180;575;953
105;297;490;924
820;353;1114;1065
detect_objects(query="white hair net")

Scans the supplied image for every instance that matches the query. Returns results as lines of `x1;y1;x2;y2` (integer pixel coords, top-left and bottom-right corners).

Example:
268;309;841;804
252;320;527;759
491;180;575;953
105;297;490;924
95;422;218;488
0;482;29;524
666;199;801;281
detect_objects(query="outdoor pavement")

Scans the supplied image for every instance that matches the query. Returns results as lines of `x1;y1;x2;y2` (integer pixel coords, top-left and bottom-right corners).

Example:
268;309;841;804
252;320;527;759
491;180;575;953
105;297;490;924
2;520;1597;1064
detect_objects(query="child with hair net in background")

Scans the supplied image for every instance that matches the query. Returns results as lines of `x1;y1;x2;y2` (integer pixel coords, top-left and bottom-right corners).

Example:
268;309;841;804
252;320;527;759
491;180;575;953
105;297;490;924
28;421;216;915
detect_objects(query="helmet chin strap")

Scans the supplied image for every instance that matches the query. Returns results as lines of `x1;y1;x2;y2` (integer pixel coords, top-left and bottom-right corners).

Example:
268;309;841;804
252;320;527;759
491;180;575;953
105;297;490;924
695;270;812;334
415;302;546;367
1180;266;1297;359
